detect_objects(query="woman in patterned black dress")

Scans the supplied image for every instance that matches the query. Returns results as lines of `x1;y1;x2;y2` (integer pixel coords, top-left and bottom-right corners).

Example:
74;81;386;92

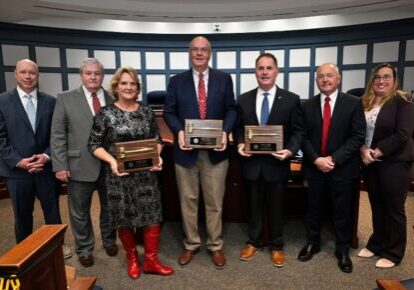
88;67;174;279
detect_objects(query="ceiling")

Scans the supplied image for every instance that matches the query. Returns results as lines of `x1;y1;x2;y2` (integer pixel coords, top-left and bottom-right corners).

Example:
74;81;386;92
1;0;414;33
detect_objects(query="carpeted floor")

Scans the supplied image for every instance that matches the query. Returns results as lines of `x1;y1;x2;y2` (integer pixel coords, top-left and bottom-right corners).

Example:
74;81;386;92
0;191;413;290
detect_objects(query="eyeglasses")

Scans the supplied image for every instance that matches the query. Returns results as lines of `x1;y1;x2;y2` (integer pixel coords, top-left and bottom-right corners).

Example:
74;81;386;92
190;47;210;53
374;74;393;82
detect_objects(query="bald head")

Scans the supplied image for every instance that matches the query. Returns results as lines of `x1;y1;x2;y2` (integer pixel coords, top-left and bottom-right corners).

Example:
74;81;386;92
316;63;341;96
189;35;211;72
189;36;211;51
15;59;39;94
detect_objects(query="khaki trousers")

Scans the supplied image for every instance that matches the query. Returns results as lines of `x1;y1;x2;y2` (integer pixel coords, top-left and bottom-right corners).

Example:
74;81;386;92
175;151;228;251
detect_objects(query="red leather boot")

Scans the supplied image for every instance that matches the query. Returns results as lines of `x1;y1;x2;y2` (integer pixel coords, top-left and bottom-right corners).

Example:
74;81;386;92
118;227;141;279
143;225;174;276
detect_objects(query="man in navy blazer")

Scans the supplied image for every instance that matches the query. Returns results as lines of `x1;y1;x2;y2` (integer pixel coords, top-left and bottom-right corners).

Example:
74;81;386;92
0;59;62;243
164;36;236;269
298;63;366;273
236;53;304;267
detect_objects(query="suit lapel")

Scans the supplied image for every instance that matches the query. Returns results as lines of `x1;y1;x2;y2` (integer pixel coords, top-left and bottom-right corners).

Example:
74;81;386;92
313;94;323;134
11;89;34;132
76;87;95;122
267;86;283;125
35;92;45;132
186;70;199;116
328;92;344;139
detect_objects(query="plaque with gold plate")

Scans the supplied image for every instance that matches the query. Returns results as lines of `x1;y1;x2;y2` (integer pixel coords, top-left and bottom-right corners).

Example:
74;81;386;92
184;119;223;149
114;139;159;173
244;125;283;154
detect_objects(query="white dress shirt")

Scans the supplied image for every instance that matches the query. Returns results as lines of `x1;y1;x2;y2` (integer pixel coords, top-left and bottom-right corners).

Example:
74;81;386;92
320;89;339;116
192;68;209;100
256;86;277;122
17;86;38;110
82;85;106;116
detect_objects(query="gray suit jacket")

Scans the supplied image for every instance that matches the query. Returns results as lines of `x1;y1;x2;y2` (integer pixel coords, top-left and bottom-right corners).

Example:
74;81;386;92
51;86;113;182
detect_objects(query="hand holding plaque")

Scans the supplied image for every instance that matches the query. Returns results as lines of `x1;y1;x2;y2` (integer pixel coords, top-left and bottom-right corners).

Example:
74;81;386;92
184;119;223;149
115;139;159;173
244;125;283;154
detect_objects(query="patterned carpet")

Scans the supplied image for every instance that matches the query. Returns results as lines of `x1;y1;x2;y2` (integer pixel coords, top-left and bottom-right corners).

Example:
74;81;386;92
0;191;413;290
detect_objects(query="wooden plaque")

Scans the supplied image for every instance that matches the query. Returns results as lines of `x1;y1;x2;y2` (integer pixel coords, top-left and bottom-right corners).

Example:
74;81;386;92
115;139;159;173
244;125;283;154
184;119;223;149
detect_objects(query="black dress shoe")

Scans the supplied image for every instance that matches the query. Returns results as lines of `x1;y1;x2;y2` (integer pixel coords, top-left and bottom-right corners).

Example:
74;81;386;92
298;244;320;262
79;254;94;267
105;244;118;257
335;251;353;273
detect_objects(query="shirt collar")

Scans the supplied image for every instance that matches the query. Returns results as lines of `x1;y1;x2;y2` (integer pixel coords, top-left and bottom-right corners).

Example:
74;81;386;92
193;67;209;78
321;89;339;103
257;85;277;98
82;85;103;98
17;86;37;99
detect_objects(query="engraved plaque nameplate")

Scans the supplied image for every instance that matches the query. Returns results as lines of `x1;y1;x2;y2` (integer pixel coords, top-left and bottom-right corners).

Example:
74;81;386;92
184;119;223;149
114;139;159;173
244;125;283;154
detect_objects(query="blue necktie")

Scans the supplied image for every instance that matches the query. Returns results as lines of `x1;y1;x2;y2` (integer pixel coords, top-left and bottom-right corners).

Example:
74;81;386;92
260;92;270;125
26;95;36;132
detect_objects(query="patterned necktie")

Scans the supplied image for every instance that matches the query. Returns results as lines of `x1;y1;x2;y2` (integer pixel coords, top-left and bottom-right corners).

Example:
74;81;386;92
26;95;36;132
321;96;331;156
198;73;207;119
92;92;101;115
260;92;270;125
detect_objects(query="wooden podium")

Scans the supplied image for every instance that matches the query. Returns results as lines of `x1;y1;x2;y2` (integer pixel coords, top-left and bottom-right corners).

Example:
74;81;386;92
0;225;96;290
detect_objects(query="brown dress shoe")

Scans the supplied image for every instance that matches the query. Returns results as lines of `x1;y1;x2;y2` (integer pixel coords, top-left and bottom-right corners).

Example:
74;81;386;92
211;250;226;269
79;254;94;267
271;251;285;267
240;244;262;261
105;244;119;257
178;249;198;266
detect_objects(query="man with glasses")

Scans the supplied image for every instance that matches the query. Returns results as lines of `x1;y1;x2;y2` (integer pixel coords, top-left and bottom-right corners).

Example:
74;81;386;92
164;36;237;269
298;63;365;273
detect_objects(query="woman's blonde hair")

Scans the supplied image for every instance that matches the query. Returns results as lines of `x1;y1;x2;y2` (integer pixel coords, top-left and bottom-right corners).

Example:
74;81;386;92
109;67;140;100
362;63;400;111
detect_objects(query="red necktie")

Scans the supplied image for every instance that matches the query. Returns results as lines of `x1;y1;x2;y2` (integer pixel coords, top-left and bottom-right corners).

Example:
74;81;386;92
321;96;331;156
198;73;207;119
92;92;101;115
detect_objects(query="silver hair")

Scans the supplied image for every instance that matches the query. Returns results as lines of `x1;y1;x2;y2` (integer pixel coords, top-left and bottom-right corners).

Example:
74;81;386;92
79;58;104;74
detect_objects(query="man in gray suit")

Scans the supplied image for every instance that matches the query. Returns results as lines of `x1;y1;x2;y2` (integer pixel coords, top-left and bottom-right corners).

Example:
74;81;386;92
51;58;117;267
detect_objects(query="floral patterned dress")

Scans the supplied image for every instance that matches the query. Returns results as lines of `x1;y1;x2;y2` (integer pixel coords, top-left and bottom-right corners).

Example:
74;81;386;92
88;103;162;229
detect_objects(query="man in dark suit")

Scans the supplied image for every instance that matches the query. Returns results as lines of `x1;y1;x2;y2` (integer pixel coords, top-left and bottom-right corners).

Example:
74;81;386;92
163;36;237;269
51;58;117;267
298;63;366;273
0;59;62;243
236;53;304;267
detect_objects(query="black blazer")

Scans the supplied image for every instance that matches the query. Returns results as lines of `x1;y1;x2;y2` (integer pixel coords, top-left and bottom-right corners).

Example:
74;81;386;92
302;92;366;181
370;95;414;162
236;86;304;182
0;89;56;178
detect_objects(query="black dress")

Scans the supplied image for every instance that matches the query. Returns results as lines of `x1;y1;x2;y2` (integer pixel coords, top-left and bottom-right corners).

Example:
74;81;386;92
88;103;162;229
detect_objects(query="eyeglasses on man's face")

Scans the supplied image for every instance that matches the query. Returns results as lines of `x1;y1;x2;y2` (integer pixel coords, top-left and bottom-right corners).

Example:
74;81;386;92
374;74;393;82
190;47;210;53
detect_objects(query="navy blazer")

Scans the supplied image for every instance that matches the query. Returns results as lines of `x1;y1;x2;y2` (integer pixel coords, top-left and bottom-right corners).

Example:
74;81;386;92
302;92;366;181
236;86;304;182
163;68;237;167
370;95;414;162
0;89;56;178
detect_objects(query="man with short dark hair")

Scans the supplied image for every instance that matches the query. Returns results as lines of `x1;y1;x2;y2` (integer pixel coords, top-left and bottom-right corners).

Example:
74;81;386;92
51;58;117;267
236;53;304;267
